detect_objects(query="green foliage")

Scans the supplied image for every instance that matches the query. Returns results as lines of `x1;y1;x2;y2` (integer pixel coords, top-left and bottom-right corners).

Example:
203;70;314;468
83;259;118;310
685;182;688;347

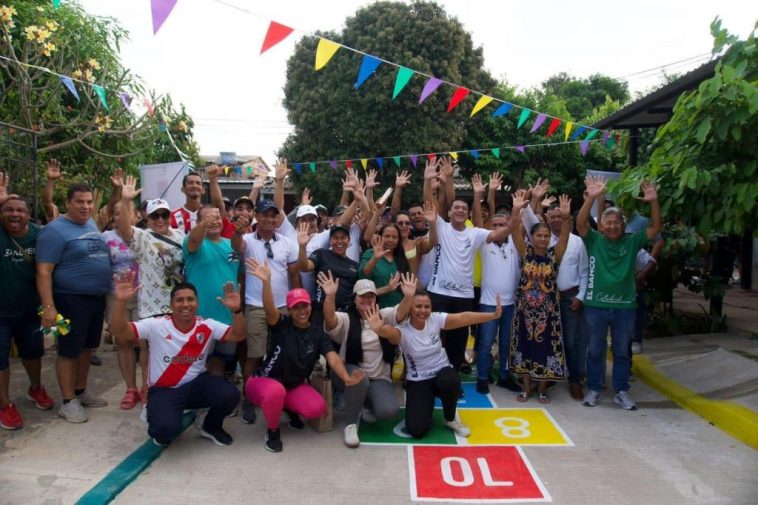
541;72;630;122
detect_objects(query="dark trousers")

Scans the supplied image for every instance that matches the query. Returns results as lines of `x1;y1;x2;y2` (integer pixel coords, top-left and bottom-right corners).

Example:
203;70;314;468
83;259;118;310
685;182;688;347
147;373;240;444
428;292;474;371
405;366;460;439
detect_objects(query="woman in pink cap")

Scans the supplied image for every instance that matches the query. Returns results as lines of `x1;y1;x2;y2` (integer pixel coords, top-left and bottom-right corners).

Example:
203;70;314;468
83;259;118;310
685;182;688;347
243;259;364;453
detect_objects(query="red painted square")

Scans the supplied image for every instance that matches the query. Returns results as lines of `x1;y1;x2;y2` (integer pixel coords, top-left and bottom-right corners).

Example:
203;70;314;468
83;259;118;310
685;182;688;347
409;445;549;502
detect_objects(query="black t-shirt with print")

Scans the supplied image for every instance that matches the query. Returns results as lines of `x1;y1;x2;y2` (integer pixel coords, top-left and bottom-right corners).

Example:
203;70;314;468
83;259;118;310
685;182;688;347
308;248;358;308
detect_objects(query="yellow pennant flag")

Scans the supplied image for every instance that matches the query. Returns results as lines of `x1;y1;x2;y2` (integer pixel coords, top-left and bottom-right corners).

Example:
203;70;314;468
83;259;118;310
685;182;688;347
449;152;458;161
223;165;230;175
470;96;494;117
315;38;341;70
360;158;368;170
564;122;574;142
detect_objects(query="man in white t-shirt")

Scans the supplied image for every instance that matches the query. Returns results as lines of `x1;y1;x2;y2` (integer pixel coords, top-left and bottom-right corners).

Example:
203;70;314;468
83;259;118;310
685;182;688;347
110;275;246;447
170;172;204;233
427;200;510;372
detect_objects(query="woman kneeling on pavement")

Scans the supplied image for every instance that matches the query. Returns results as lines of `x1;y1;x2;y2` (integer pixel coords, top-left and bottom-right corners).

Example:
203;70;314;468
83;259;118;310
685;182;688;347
369;290;504;439
244;259;364;453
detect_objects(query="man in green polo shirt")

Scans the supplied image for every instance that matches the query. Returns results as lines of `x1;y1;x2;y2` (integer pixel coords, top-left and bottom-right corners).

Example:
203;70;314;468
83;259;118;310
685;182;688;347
576;175;661;411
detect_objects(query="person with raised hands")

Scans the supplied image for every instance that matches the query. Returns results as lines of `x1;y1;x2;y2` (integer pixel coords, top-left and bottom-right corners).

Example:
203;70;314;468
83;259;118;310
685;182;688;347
507;190;571;404
576;176;661;411
244;259;364;453
320;271;417;448
42;159;62;222
110;271;246;447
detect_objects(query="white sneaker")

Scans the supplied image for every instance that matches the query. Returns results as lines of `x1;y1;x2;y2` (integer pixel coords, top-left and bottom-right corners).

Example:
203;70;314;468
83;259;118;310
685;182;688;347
77;390;107;408
361;407;377;424
344;423;360;448
58;398;88;423
445;419;471;437
614;391;638;411
140;404;148;423
583;390;600;407
631;342;643;354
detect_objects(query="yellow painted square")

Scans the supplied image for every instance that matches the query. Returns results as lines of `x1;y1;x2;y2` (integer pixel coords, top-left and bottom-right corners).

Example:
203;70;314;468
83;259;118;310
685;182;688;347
458;408;573;446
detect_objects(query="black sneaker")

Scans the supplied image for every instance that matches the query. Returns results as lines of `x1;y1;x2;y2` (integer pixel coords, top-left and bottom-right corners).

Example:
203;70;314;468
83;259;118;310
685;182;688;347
240;400;256;424
286;410;304;430
476;379;490;395
496;376;522;392
459;363;472;375
198;425;233;446
89;354;102;366
265;428;283;452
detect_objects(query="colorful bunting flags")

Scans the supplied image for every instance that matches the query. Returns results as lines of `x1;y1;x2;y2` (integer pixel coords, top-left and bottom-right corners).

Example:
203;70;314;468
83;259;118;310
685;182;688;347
92;84;108;111
449;152;458;161
345;160;353;169
151;0;178;35
546;118;561;138
52;0;61;9
426;154;436;162
470;96;493;117
491;148;500;159
419;77;443;104
360;158;368;170
315;38;340;70
515;146;525;153
59;76;79;102
470;149;479;160
376;157;384;169
294;163;302;173
119;92;132;110
529;113;547;133
491;102;513;118
580;141;590;156
517;108;531;128
393;156;402;167
355;55;382;89
564;122;574;141
329;160;338;170
309;162;316;173
409;155;418;167
447;87;470;112
260;21;294;54
569;125;587;141
143;98;155;117
392;67;414;99
585;129;600;141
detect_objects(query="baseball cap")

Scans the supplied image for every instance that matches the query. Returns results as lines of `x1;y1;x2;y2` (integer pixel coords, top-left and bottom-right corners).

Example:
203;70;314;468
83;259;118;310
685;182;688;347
353;279;377;296
234;196;254;210
256;199;279;214
329;224;350;237
222;196;232;206
296;205;318;219
286;288;312;309
146;199;170;215
333;204;348;216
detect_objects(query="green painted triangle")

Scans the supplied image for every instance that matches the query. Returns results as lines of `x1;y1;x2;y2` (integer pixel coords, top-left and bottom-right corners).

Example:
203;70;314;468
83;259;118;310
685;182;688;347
492;148;500;159
517;108;531;128
392;67;414;100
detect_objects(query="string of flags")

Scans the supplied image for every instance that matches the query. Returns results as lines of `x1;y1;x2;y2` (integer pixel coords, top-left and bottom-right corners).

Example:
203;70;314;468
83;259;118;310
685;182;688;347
288;137;619;174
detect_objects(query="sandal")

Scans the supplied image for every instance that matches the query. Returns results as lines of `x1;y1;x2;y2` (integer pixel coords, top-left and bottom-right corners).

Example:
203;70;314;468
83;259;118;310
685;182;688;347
516;391;529;403
120;388;140;410
538;392;551;404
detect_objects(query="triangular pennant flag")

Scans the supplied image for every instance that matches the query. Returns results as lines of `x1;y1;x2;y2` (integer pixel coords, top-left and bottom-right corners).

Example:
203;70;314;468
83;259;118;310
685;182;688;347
409;155;418;167
235;165;242;175
392;67;414;100
294;163;302;174
119;92;132;109
585;129;600;141
603;130;610;145
59;76;79;102
615;133;621;143
529;113;547;133
470;96;493;117
92;85;108;111
151;0;178;34
223;166;230;175
158;123;167;132
492;102;513;117
355;54;382;89
329;160;338;170
360;159;368;170
53;0;61;9
580;141;590;156
546;118;561;138
516;146;525;153
449;152;458;161
315;38;341;70
607;136;616;150
260;21;294;54
309;162;316;173
143;98;155;117
447;87;470;112
345;160;353;169
491;148;500;159
246;165;253;175
393;156;402;168
570;126;587;141
426;154;436;162
470;149;479;160
517;108;531;128
564;122;574;141
376;157;384;169
419;77;443;104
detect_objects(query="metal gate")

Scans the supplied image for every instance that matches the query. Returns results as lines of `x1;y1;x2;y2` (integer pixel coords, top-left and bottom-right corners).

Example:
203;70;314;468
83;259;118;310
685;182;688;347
0;121;38;219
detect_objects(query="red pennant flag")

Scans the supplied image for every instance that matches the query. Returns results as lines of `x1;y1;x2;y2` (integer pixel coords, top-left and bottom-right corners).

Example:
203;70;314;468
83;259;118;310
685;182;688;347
260;21;294;54
345;160;353;169
546;118;561;138
447;87;470;113
426;154;436;162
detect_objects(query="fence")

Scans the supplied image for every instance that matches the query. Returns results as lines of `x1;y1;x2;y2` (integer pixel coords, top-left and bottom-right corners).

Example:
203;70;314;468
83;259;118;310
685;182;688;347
0;121;38;219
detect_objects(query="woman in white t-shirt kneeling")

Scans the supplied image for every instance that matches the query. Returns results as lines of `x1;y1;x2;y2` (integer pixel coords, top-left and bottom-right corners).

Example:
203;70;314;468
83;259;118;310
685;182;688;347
366;290;502;439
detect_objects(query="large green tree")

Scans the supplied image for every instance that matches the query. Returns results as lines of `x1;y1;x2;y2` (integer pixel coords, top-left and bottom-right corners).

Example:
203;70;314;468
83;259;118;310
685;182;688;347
279;1;496;209
541;72;630;122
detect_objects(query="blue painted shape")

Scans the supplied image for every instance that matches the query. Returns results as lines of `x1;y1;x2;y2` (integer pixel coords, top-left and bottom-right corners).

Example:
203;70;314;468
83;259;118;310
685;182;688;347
434;381;495;409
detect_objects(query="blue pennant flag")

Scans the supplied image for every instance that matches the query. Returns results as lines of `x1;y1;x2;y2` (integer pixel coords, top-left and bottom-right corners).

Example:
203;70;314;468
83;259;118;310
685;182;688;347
59;76;79;102
470;149;479;160
570;126;588;141
491;102;513;118
375;157;384;169
355;55;382;89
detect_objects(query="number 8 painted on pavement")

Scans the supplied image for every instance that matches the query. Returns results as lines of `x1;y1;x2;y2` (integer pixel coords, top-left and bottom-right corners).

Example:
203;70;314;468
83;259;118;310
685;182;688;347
494;417;530;439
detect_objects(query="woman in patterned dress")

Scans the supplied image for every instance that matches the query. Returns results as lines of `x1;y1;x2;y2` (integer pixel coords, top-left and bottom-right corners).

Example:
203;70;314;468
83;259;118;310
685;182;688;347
508;191;572;403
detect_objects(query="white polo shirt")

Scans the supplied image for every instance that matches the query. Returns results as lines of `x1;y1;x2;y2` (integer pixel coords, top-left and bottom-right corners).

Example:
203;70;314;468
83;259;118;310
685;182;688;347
479;239;520;306
242;231;298;307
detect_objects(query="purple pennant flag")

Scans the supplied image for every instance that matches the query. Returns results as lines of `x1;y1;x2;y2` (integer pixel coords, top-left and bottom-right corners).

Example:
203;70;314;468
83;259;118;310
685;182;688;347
515;146;525;153
119;92;132;109
603;131;610;144
152;0;178;34
409;154;418;167
59;76;79;102
329;160;338;171
580;140;590;156
529;113;547;134
418;77;443;104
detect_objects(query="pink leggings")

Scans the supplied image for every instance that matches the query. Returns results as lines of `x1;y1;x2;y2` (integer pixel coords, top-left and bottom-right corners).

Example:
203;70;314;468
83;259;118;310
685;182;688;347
245;377;326;430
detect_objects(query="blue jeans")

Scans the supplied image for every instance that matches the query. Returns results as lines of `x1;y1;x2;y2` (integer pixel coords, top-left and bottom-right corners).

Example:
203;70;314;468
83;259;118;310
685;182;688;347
560;298;588;384
476;304;515;381
585;307;635;393
633;292;646;343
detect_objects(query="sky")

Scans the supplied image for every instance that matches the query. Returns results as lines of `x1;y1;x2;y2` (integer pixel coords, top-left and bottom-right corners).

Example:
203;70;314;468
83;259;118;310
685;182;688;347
76;0;757;162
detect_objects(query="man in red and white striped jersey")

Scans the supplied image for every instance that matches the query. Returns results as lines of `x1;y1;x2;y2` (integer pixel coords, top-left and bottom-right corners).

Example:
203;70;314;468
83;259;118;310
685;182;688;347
170;172;204;233
111;272;246;447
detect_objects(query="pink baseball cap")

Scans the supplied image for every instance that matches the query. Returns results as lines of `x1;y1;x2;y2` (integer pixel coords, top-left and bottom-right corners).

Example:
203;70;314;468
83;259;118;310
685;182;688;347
286;288;312;309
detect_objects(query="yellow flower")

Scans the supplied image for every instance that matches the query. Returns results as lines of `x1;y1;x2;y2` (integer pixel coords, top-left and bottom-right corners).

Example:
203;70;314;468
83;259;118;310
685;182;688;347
24;26;38;40
84;69;94;83
42;42;56;57
1;6;18;22
34;28;51;42
71;69;83;79
87;58;100;70
96;114;113;132
36;6;45;12
46;21;58;32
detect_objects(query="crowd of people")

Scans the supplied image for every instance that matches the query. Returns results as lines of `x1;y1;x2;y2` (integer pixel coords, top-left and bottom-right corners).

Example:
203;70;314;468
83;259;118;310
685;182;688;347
0;156;662;452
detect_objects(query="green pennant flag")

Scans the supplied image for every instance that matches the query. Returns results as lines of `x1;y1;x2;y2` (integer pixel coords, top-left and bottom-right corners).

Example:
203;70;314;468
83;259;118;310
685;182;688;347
491;148;500;159
309;162;317;173
392;67;414;100
517;108;531;128
585;129;600;140
92;85;109;111
393;156;402;168
606;137;616;150
53;0;61;9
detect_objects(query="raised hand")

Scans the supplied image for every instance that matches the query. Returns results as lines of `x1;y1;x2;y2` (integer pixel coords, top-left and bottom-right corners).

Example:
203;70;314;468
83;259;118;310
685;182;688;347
252;174;266;190
206;164;221;178
422;200;437;223
395;170;412;188
343;166;359;191
489;172;504;191
541;195;557;209
365;169;378;189
511;189;529;211
46;159;62;180
301;187;312;205
529;177;549;201
584;175;607;198
217;281;241;311
121;175;141;201
386;272;401;292
110;167;124;188
245;258;271;282
558;194;572;218
316;270;339;297
423;157;440;180
0;171;9;202
472;173;486;195
365;304;385;333
400;272;418;297
639;180;658;202
371;234;388;259
297;221;314;247
274;158;289;181
114;271;140;301
234;215;250;234
439;156;455;178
